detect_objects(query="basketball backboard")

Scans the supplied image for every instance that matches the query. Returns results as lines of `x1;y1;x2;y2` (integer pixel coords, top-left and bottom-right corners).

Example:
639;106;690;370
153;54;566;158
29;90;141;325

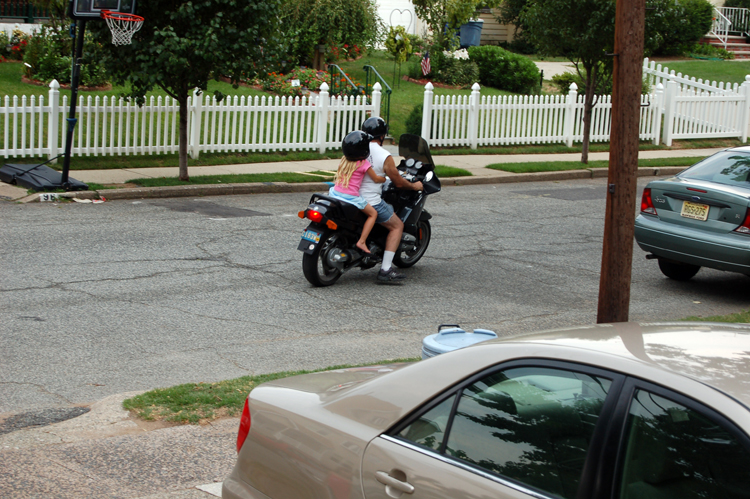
70;0;136;19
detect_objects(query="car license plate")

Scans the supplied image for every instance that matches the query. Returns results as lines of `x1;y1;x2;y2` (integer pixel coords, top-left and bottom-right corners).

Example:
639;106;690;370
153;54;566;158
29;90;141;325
680;200;709;221
302;229;322;243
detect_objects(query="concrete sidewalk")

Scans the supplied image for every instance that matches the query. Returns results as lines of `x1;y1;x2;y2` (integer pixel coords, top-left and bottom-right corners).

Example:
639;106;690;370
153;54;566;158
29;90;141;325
0;393;233;498
0;147;722;203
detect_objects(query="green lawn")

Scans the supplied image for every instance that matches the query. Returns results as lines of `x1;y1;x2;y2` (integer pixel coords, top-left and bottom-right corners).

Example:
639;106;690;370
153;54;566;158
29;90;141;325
645;59;750;86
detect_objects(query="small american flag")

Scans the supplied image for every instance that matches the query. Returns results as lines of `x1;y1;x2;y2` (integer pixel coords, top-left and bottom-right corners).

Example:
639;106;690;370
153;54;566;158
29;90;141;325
421;51;430;76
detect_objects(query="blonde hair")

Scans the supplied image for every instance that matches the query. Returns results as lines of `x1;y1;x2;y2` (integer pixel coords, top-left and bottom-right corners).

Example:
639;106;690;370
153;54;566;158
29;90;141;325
335;157;363;189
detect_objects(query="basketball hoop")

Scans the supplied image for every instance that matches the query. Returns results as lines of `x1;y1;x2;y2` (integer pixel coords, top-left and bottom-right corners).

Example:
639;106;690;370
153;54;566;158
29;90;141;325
101;10;144;46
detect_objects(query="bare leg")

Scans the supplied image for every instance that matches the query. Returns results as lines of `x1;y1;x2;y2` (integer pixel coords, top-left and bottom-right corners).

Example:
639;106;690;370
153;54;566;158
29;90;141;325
357;204;378;254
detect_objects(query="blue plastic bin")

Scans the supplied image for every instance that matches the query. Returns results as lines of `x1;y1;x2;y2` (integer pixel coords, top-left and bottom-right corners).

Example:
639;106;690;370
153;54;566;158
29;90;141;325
422;325;497;359
459;19;484;49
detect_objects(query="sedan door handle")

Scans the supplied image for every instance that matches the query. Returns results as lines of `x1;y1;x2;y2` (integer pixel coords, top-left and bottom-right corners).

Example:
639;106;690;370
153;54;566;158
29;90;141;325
375;471;415;494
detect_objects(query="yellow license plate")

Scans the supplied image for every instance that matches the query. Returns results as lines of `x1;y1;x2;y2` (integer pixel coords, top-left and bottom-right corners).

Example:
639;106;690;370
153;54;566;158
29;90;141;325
680;200;709;221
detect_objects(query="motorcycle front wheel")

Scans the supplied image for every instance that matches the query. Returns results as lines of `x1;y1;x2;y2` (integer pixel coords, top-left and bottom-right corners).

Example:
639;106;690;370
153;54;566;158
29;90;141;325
302;232;344;287
394;220;431;268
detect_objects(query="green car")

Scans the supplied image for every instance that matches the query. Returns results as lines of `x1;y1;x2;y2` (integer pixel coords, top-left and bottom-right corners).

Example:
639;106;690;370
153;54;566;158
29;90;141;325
635;148;750;280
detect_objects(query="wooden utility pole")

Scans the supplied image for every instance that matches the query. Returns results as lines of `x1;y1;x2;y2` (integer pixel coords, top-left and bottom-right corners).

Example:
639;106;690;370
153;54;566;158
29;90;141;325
596;0;646;323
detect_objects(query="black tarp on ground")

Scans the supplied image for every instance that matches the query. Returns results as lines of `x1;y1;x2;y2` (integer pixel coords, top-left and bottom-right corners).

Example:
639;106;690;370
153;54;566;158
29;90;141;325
0;163;88;191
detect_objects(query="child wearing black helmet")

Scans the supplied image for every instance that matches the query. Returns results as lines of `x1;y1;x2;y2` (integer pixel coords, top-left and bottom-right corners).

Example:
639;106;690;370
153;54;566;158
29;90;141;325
328;131;385;254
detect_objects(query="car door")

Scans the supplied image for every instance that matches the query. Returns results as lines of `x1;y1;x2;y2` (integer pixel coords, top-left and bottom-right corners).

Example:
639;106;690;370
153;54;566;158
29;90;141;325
611;379;750;499
361;361;623;499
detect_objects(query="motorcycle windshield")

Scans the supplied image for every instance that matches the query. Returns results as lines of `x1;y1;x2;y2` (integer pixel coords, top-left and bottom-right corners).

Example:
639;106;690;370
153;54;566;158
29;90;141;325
398;134;435;170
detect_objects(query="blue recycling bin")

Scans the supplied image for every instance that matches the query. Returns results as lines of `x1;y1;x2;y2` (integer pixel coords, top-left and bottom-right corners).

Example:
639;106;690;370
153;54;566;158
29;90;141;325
422;325;497;359
459;19;484;49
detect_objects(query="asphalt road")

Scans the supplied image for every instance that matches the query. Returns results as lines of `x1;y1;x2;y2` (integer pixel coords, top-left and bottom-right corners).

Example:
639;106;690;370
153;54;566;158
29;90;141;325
1;177;748;415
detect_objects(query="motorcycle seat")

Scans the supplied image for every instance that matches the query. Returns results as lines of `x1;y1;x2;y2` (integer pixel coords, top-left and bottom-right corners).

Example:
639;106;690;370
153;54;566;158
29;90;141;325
310;193;366;224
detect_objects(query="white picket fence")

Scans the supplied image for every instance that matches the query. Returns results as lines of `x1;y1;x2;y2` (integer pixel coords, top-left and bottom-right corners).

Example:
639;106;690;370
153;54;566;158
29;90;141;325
421;83;662;148
642;57;743;96
3;59;750;159
421;70;750;149
1;81;382;161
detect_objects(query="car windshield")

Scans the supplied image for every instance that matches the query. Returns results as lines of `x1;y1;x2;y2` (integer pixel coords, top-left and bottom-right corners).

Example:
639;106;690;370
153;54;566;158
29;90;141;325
680;151;750;188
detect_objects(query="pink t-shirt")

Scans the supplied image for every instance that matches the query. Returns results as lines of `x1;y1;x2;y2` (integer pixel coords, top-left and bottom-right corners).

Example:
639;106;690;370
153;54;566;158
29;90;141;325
334;160;371;196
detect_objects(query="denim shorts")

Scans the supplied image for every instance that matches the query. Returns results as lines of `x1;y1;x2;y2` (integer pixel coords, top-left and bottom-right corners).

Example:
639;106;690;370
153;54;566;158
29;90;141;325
373;200;395;223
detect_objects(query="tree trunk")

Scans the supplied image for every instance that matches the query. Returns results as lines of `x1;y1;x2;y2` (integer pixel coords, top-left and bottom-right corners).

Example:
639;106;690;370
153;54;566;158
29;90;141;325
178;93;189;182
596;0;645;323
581;64;597;165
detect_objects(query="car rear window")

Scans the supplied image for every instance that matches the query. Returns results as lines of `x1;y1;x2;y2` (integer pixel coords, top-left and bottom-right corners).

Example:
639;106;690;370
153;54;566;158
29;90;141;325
681;151;750;187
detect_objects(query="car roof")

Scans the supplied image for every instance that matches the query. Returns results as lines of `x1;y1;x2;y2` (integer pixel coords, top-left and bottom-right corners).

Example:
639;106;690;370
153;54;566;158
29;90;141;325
478;322;750;405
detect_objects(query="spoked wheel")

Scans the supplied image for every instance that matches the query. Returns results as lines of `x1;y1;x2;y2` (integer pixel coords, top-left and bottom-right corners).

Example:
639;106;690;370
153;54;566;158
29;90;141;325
658;259;700;281
394;220;431;268
302;232;345;287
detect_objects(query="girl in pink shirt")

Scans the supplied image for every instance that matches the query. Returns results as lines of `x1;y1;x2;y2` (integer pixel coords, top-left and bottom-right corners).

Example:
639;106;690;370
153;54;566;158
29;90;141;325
328;131;385;254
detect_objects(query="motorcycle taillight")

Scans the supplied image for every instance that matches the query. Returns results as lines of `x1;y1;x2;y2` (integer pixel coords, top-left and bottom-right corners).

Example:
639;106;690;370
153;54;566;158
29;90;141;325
307;210;323;223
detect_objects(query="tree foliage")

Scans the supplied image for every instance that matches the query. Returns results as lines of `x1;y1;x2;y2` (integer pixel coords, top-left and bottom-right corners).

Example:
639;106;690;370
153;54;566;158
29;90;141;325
645;0;713;56
521;0;616;163
281;0;382;65
412;0;501;48
87;0;283;180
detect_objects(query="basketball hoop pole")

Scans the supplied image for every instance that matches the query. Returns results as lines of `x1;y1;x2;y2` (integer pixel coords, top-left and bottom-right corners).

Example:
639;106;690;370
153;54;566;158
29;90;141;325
61;16;87;189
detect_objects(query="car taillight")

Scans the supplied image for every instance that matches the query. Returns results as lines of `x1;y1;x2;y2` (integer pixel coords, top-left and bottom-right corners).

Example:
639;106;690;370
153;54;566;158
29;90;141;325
641;188;657;215
307;210;323;223
236;398;251;453
734;209;750;235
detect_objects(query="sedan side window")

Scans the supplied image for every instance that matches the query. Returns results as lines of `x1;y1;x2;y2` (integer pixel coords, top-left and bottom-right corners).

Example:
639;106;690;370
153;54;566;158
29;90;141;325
619;389;750;499
398;366;612;499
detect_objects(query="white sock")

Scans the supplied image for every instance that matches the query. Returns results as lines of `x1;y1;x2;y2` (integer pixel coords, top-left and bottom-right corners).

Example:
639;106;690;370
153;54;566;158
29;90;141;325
381;251;395;272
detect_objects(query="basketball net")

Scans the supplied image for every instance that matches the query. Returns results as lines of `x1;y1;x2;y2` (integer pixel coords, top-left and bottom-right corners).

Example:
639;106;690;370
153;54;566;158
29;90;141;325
101;10;144;46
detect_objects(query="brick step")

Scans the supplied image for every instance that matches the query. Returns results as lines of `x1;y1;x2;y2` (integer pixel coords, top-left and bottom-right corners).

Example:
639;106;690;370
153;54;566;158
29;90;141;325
702;35;748;43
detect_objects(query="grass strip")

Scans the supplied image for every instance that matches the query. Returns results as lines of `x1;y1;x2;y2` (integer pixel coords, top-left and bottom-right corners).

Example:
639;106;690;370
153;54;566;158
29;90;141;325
125;165;470;188
683;309;750;323
487;157;706;174
123;358;420;424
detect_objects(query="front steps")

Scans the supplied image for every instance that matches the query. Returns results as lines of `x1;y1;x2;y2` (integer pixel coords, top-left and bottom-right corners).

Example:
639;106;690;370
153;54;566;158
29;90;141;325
701;34;750;59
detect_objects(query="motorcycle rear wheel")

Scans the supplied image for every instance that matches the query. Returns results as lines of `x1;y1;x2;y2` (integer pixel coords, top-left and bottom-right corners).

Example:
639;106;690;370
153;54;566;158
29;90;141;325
394;220;431;268
302;232;344;287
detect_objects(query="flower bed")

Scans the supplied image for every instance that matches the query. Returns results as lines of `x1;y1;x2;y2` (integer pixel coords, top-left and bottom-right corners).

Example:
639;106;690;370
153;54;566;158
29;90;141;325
261;68;328;98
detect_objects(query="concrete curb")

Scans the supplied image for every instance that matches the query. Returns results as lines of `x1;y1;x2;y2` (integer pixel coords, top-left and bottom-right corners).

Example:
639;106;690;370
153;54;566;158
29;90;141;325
16;166;688;203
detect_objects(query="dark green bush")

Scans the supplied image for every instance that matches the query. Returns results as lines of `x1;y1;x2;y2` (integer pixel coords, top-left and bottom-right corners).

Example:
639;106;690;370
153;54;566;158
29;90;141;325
646;0;713;56
433;58;479;87
405;103;423;136
23;25;109;87
467;45;540;94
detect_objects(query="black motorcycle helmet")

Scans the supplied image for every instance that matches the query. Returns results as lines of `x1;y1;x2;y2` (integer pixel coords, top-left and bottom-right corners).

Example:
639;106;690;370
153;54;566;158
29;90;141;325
361;117;388;140
342;131;373;161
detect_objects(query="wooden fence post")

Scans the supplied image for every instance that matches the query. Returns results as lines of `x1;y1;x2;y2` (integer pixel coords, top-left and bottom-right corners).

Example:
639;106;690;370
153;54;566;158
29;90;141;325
663;79;677;146
371;82;382;118
189;88;202;159
48;79;59;162
421;82;434;140
468;83;481;149
318;82;329;154
652;83;663;145
564;83;578;147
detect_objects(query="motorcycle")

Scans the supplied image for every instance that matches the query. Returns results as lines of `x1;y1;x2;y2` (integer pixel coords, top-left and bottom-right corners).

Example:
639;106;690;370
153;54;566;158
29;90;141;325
297;134;441;287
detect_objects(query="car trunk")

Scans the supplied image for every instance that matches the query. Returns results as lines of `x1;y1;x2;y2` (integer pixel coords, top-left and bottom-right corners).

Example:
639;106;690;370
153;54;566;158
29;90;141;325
648;177;750;234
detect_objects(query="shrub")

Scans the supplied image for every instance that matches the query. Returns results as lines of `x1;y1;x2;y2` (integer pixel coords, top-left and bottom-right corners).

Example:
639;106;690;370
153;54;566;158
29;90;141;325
551;66;650;95
646;0;714;56
405;103;423;136
689;42;734;60
467;45;540;94
262;68;328;97
2;29;31;61
281;0;382;66
23;25;109;87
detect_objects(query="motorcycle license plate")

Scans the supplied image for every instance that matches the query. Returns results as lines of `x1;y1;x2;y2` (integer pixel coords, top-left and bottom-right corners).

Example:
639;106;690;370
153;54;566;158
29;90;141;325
680;201;709;221
302;229;322;243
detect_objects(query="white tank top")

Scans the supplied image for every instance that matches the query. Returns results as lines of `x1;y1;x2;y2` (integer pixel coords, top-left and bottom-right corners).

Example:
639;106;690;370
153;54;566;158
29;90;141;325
360;142;391;206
